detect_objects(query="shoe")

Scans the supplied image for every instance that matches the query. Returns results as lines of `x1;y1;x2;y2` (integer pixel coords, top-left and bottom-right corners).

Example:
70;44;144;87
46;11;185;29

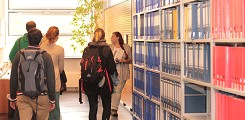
111;109;118;117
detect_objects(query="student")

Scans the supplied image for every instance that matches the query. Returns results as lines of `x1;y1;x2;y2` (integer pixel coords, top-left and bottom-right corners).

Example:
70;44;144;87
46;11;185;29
82;28;117;120
40;26;64;120
8;21;37;120
110;32;132;117
9;28;56;120
9;21;36;62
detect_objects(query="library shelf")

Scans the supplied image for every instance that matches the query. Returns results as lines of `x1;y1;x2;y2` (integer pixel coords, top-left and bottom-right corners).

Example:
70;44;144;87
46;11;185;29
213;85;245;97
133;64;144;69
161;72;181;82
213;39;245;43
161;2;181;10
183;113;211;120
145;39;161;42
145;68;161;74
162;39;181;43
163;107;181;118
183;0;204;5
133;39;145;42
183;77;211;87
183;39;212;43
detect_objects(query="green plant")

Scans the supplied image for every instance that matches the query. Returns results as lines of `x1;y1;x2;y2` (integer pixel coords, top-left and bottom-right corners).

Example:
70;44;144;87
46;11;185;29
70;0;104;52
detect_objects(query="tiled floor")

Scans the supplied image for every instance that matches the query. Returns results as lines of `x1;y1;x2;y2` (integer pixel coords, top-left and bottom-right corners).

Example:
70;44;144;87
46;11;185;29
0;92;133;120
60;92;133;120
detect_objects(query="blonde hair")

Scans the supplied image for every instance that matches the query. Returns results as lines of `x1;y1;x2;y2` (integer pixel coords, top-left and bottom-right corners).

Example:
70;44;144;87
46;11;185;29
46;26;59;42
92;28;105;42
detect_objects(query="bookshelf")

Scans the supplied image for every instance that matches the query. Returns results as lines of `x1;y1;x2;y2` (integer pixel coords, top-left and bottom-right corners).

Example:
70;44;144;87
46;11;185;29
132;0;245;120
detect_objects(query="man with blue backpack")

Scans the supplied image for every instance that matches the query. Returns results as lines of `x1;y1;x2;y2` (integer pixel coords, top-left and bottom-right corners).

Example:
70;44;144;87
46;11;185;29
9;28;56;120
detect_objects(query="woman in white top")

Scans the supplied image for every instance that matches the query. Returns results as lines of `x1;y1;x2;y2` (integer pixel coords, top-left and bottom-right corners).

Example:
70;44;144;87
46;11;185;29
110;32;132;117
40;26;64;120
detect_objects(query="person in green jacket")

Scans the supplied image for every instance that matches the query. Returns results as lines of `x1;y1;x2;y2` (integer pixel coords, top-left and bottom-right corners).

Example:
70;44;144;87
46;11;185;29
9;21;36;62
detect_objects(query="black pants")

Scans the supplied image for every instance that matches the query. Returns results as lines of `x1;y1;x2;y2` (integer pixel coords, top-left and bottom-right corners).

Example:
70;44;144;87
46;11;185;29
86;87;111;120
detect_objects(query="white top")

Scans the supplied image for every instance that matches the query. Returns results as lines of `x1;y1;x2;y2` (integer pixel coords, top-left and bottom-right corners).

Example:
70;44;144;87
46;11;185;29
113;47;124;62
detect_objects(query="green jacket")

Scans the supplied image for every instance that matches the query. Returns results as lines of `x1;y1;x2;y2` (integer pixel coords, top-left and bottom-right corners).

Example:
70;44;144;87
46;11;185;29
9;33;29;62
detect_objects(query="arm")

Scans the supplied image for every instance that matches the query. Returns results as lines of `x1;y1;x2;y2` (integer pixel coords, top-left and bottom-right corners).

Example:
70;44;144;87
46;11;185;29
106;48;117;75
9;38;20;62
58;47;64;73
10;52;20;100
44;53;56;102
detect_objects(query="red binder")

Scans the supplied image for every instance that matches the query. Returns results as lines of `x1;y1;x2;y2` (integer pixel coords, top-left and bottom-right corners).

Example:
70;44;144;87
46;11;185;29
213;47;216;85
224;47;231;88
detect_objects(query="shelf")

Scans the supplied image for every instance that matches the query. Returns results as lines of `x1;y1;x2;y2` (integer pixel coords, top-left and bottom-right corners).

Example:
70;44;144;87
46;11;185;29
183;78;211;87
162;107;181;118
145;8;160;13
183;113;211;120
133;39;145;42
133;64;144;69
134;11;144;15
213;85;245;97
213;39;245;43
133;89;145;97
161;72;181;82
183;39;212;43
183;0;204;5
145;39;161;42
161;2;180;10
145;68;161;74
145;96;160;105
162;39;181;43
133;114;141;120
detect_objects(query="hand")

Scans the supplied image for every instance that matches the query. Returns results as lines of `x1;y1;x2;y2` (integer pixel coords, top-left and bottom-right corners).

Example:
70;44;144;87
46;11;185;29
10;101;16;110
49;103;55;111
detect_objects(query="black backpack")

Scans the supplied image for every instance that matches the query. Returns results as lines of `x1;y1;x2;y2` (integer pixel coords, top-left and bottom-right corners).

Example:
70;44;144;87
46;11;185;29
80;46;104;84
18;49;47;98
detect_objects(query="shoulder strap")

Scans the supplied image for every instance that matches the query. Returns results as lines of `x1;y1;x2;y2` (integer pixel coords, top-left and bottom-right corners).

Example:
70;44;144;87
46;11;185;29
34;49;46;60
20;49;26;60
18;38;21;51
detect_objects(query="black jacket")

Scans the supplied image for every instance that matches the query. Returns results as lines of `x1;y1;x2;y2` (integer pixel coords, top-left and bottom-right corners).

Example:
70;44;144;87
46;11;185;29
82;41;117;94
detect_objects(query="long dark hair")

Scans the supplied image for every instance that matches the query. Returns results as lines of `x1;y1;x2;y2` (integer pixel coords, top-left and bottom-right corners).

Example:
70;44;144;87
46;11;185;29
112;32;128;59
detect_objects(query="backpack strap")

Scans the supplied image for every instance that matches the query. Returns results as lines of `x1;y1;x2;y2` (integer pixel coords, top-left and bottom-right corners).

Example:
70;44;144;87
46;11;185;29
20;50;26;60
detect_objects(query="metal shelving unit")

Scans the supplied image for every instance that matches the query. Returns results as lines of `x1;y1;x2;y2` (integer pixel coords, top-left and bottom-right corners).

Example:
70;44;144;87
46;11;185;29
131;0;245;120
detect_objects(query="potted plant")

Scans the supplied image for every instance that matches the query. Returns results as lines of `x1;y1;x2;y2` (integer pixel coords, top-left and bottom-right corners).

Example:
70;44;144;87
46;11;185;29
70;0;104;52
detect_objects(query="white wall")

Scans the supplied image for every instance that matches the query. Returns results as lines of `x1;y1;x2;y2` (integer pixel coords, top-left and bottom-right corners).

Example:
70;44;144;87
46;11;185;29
0;0;6;63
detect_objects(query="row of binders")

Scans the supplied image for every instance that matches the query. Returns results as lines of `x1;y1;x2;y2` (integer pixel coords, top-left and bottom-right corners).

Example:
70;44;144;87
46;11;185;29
184;1;210;40
146;42;160;70
134;0;181;13
162;7;180;39
135;0;160;13
184;43;211;83
213;46;245;91
146;71;160;101
133;11;160;40
134;67;145;93
145;11;160;40
216;91;245;120
162;43;181;76
134;42;144;66
212;0;245;39
133;92;161;120
134;0;211;40
161;78;181;114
